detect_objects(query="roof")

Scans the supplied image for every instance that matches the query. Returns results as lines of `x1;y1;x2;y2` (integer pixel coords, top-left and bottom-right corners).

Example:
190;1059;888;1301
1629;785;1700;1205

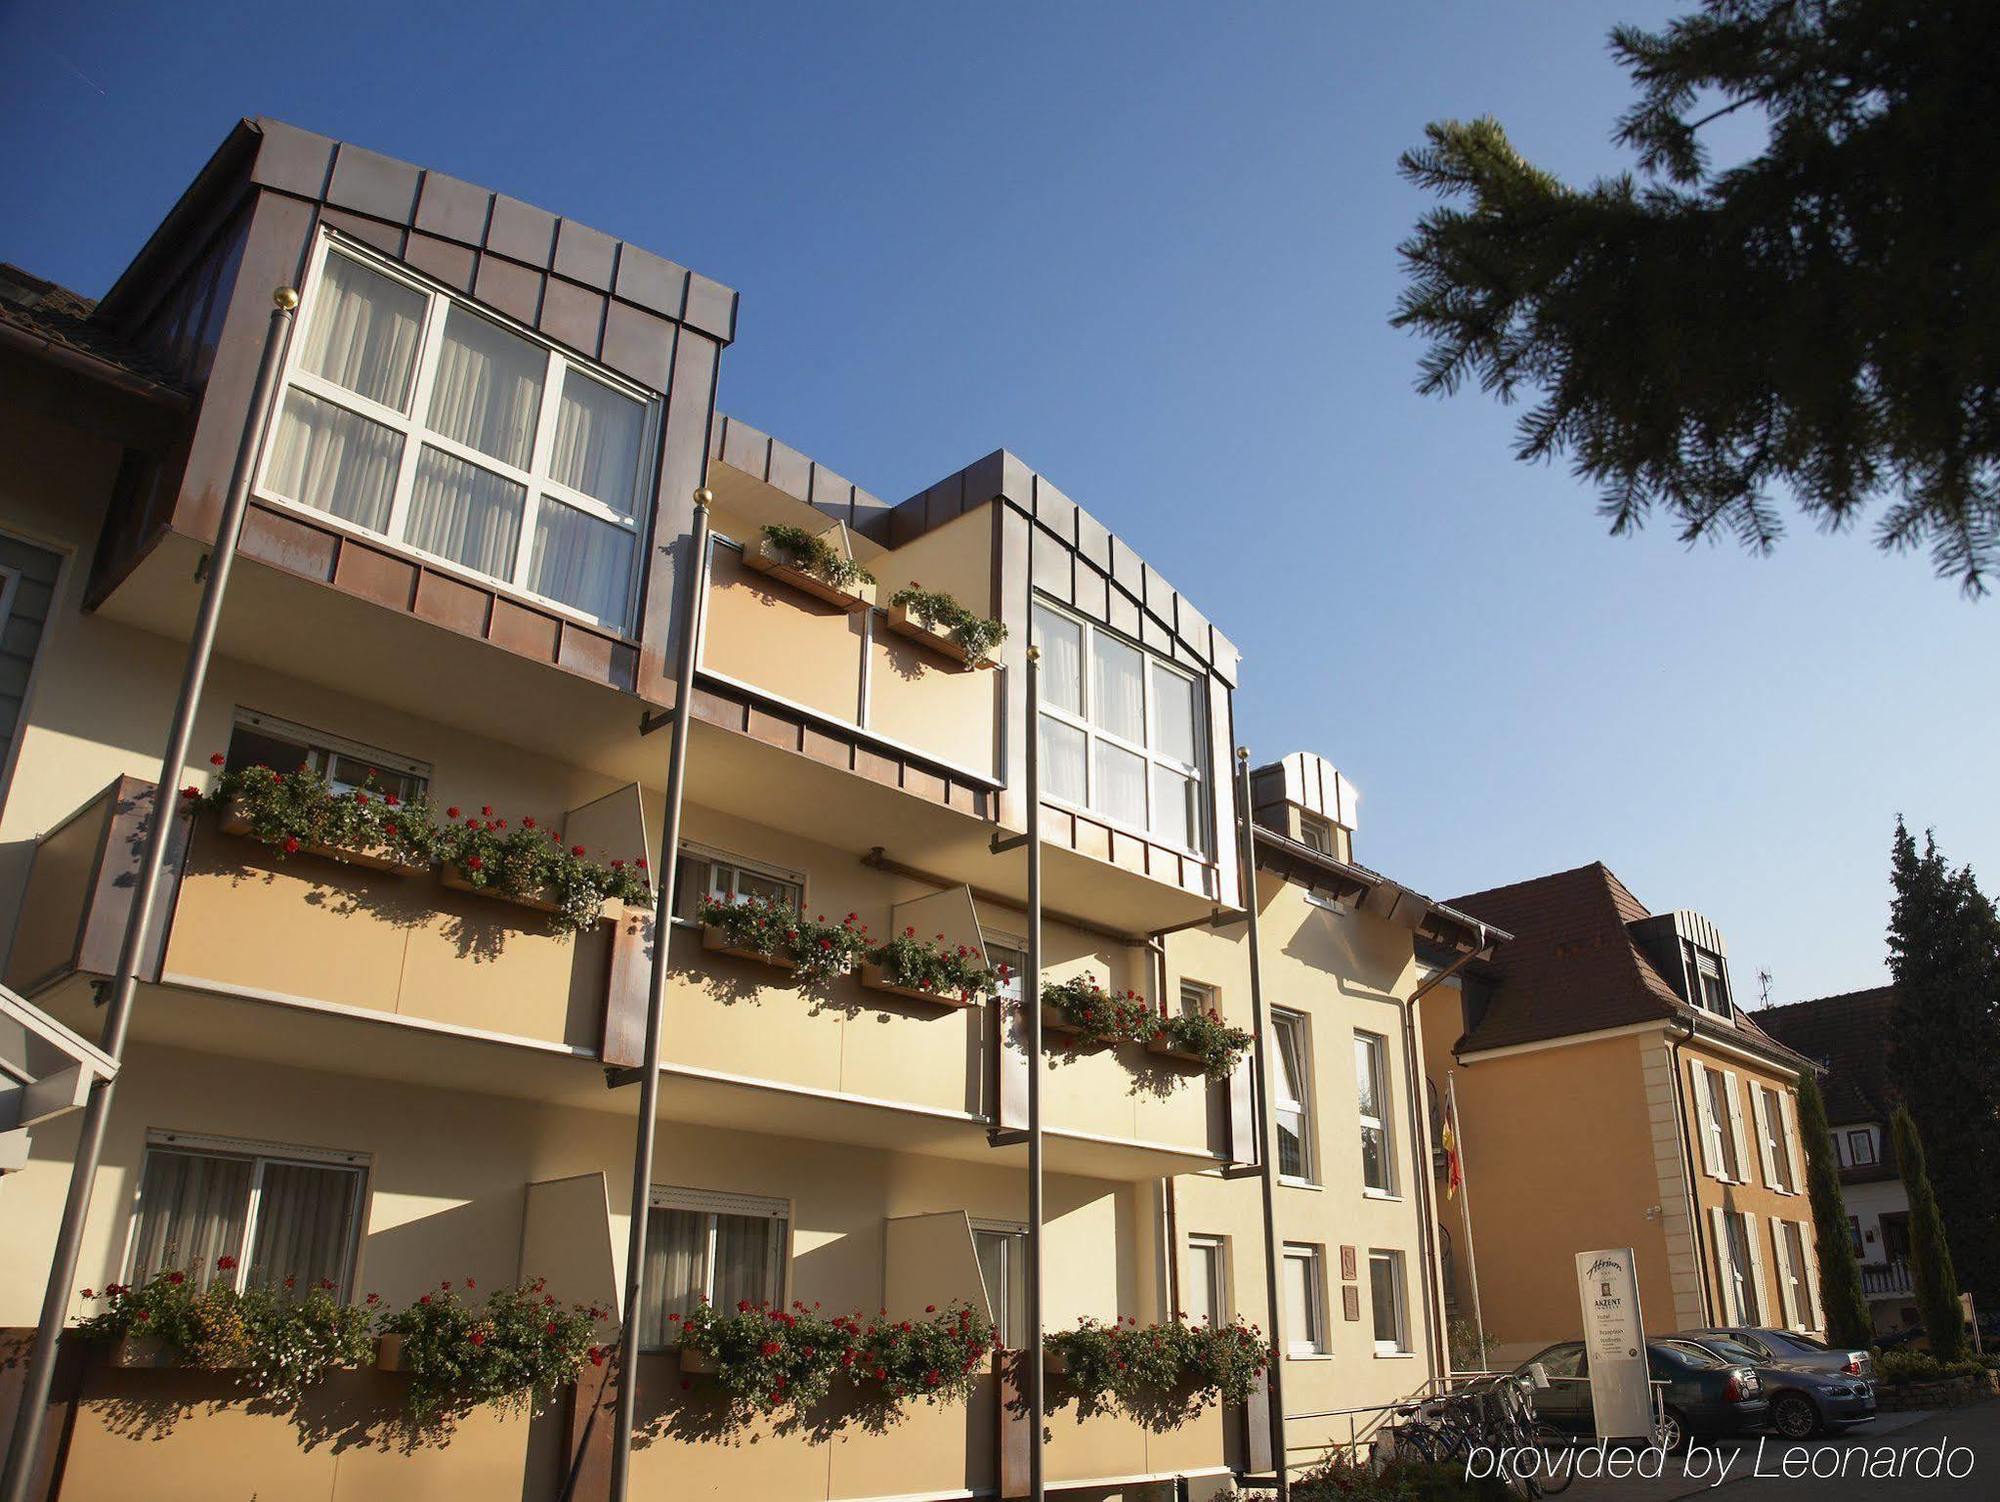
1446;861;1811;1070
1753;986;1898;1127
1251;826;1507;956
0;263;186;398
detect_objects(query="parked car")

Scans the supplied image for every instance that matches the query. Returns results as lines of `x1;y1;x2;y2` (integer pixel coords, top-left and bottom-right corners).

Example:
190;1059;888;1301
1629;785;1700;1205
1673;1332;1878;1438
1689;1325;1873;1379
1517;1339;1767;1452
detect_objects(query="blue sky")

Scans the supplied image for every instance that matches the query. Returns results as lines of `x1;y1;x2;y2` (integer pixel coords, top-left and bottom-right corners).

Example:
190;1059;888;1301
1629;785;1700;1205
3;1;1991;1002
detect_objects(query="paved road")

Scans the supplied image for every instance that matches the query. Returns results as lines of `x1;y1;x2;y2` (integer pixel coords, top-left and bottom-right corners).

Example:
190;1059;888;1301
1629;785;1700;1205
1556;1400;1996;1501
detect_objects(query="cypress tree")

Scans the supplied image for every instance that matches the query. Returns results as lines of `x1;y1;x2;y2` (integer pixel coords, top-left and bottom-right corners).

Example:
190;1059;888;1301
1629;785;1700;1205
1795;1069;1873;1349
1892;1106;1969;1361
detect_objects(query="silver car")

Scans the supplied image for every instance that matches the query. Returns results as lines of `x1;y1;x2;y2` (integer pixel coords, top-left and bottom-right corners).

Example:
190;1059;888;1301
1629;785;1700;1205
1689;1326;1873;1381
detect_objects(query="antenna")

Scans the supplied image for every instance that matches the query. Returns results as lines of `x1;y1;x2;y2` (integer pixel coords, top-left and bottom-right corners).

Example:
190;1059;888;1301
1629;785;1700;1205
1756;968;1773;1008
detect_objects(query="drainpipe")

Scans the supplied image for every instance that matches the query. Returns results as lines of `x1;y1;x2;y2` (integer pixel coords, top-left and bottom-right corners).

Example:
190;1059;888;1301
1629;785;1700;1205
0;288;299;1502
607;489;715;1501
1232;749;1289;1502
1665;1011;1713;1325
1024;644;1046;1502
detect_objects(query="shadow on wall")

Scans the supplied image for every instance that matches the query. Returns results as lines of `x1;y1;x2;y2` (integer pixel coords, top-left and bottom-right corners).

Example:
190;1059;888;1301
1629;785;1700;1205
356;1192;526;1310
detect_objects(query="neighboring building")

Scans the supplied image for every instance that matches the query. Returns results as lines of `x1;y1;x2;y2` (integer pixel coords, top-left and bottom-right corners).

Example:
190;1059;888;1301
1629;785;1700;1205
1421;863;1824;1364
0;118;1490;1500
1755;987;1917;1332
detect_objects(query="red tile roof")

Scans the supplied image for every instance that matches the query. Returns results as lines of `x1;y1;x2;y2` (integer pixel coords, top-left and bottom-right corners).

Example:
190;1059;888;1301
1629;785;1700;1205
1753;986;1898;1128
0;263;184;394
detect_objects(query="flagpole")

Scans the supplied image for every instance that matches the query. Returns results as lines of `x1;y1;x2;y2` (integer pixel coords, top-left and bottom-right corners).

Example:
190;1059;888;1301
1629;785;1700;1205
1024;643;1045;1502
1447;1071;1487;1371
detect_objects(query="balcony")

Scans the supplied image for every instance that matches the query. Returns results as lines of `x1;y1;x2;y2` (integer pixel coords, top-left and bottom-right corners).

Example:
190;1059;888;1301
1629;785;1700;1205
1861;1261;1914;1298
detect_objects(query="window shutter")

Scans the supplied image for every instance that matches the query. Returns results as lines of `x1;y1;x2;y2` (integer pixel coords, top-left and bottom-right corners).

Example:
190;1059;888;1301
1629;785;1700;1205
1768;1217;1797;1329
1710;1206;1738;1322
1722;1070;1749;1183
1779;1090;1806;1195
1797;1222;1823;1331
1690;1060;1721;1177
1741;1210;1769;1325
1749;1086;1778;1188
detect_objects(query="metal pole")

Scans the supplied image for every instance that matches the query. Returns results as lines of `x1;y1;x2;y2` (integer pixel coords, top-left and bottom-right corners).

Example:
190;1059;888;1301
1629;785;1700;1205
1398;993;1445;1384
0;288;299;1502
1024;644;1045;1502
1233;748;1289;1501
1447;1072;1488;1372
608;491;714;1501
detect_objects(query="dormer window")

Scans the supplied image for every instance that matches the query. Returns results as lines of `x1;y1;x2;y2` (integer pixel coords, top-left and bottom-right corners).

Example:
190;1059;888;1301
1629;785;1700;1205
260;235;658;632
1298;814;1335;855
1687;945;1732;1018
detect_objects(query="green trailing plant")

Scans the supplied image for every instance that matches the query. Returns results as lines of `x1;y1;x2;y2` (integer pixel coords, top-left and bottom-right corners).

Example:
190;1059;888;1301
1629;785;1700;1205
77;1266;220;1357
1871;1348;1986;1387
1047;1315;1267;1414
1041;974;1154;1047
762;524;874;591
697;896;870;981
1795;1068;1874;1349
196;761;649;934
853;1301;996;1408
1893;1105;1971;1361
866;926;1001;1001
887;585;1007;663
1149;1008;1253;1080
379;1278;605;1428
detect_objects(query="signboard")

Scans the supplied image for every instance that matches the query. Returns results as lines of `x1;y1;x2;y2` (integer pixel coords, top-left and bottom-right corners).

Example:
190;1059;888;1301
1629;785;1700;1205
1576;1248;1651;1440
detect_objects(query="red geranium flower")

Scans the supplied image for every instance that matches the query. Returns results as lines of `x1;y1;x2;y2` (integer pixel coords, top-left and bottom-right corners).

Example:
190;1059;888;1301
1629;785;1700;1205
470;1331;486;1346
384;792;399;806
181;786;201;800
209;753;226;766
420;1294;432;1305
589;1346;605;1366
466;856;484;870
636;858;648;870
446;806;461;819
284;1276;296;1289
168;1270;185;1285
354;790;368;804
135;1309;151;1322
283;837;300;853
480;805;493;816
81;1288;95;1299
760;1340;781;1357
572;845;587;857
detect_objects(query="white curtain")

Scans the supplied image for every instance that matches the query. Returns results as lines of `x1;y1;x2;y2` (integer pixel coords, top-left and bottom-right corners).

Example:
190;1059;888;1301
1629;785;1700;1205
552;371;644;508
1096;741;1146;826
427;305;544;469
129;1150;253;1289
1152;766;1191;850
712;1213;780;1313
530;500;632;623
247;1162;359;1294
1033;607;1082;715
1150;663;1197;764
1091;633;1145;742
1039;718;1087;806
267;389;403;530
404;446;524;578
640;1207;706;1346
300;253;424;410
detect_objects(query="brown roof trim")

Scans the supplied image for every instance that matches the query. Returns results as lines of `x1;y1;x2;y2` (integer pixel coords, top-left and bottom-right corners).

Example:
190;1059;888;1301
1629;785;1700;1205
1683;1006;1819;1076
0;319;190;408
1252;826;1508;955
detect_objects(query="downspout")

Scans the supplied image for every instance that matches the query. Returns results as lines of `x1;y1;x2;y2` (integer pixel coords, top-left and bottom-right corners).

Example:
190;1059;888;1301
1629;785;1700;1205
1665;1011;1714;1324
1024;645;1046;1502
608;489;715;1500
0;287;299;1502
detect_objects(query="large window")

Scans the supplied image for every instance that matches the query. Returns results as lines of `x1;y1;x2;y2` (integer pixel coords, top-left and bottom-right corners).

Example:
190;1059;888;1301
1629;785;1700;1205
1281;1243;1327;1356
126;1131;367;1297
972;1220;1029;1349
1185;1234;1228;1328
224;709;431;803
1694;1061;1745;1182
640;1187;789;1348
1354;1031;1395;1195
262;238;657;631
1721;1210;1761;1323
1032;603;1206;854
1271;1011;1314;1182
1757;1084;1798;1193
1368;1250;1410;1356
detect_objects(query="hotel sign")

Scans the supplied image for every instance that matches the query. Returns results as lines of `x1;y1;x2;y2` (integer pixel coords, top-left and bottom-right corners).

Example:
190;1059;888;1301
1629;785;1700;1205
1575;1248;1652;1440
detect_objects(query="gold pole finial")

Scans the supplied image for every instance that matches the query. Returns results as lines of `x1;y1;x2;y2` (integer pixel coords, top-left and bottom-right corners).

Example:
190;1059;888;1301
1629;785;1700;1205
692;487;715;509
273;286;300;311
1236;746;1250;763
1027;645;1041;662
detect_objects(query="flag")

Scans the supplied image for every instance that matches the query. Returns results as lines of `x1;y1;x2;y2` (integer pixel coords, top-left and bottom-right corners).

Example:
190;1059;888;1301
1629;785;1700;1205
1442;1086;1464;1200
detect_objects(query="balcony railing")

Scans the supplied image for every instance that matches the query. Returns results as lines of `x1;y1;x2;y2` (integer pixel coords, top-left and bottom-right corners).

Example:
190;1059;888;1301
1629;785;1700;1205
1862;1260;1914;1297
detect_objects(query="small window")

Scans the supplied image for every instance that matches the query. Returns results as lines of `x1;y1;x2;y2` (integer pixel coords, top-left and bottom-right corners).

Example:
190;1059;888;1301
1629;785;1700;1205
224;710;431;803
1271;1011;1314;1182
1848;1216;1864;1257
1368;1250;1409;1355
1179;980;1218;1018
1185;1234;1227;1327
1354;1031;1395;1194
640;1186;788;1347
1297;815;1334;855
127;1132;367;1298
972;1220;1028;1350
1689;947;1731;1017
1281;1243;1327;1356
1847;1128;1877;1166
672;845;803;921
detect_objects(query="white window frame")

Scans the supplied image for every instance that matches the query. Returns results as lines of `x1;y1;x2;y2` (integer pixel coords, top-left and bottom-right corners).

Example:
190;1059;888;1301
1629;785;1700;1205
228;708;433;797
1271;1009;1316;1185
1368;1249;1411;1356
1354;1030;1397;1197
1031;599;1208;857
971;1217;1029;1348
673;841;806;920
643;1185;789;1346
125;1129;370;1298
1701;1067;1743;1181
257;231;662;634
1760;1085;1798;1193
1179;979;1218;1018
1185;1233;1229;1327
1297;814;1334;855
1281;1243;1328;1357
1847;1127;1877;1166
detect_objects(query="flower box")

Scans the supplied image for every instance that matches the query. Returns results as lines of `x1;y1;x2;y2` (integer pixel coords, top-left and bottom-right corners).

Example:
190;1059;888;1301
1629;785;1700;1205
438;866;565;915
218;799;427;876
676;1344;719;1375
108;1332;175;1369
884;602;997;669
1144;1033;1206;1067
859;961;980;1009
701;924;798;970
1044;1348;1070;1377
375;1333;406;1371
744;538;875;612
1039;1004;1109;1045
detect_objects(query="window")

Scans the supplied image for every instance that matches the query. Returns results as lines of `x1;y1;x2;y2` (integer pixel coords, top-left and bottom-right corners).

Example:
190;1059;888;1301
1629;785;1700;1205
1185;1235;1227;1327
672;844;803;920
1354;1031;1395;1194
1759;1085;1797;1193
1297;815;1334;855
262;238;657;631
1368;1250;1409;1355
640;1187;788;1347
1685;945;1732;1018
1849;1216;1864;1258
1781;1220;1811;1329
972;1220;1029;1350
1695;1063;1744;1181
1846;1128;1877;1166
1032;602;1206;854
1271;1011;1314;1182
224;709;431;803
1722;1211;1760;1323
1281;1244;1327;1356
1179;980;1218;1018
987;940;1027;1006
127;1131;367;1298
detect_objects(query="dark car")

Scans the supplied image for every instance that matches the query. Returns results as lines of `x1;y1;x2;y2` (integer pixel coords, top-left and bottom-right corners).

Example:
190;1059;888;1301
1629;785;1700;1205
1674;1332;1877;1439
1517;1339;1767;1453
1690;1325;1874;1380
